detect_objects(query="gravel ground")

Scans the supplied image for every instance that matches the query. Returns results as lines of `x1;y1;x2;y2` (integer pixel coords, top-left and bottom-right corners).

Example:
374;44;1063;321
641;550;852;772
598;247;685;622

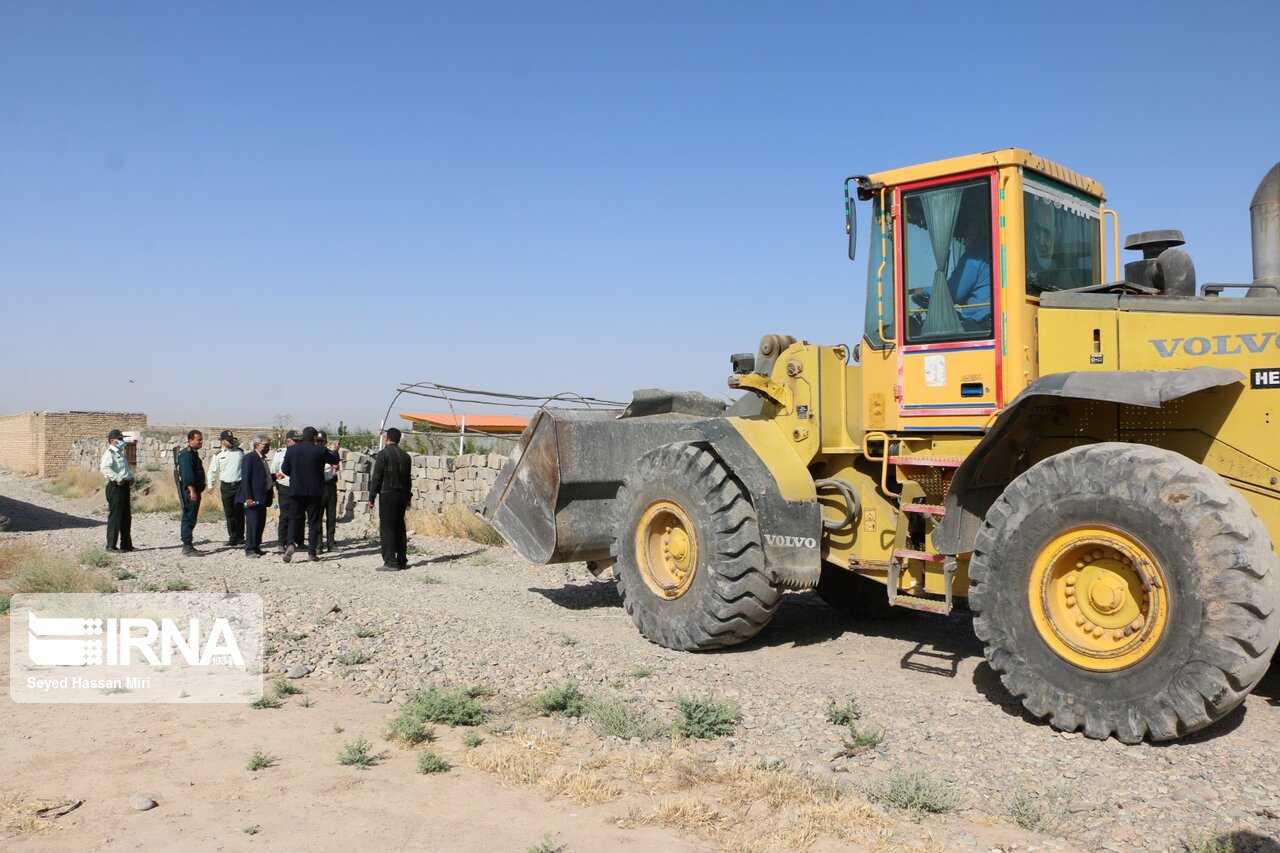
4;469;1280;852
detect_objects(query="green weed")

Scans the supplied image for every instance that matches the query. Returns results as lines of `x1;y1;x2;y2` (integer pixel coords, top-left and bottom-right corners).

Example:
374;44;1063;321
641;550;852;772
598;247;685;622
337;736;377;768
534;681;586;717
673;694;740;739
416;750;450;774
865;768;960;819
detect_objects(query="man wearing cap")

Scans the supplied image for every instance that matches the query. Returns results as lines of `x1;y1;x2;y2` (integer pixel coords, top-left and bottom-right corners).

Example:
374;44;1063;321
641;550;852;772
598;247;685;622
271;431;302;552
207;430;246;547
316;430;339;552
177;429;206;556
99;429;134;552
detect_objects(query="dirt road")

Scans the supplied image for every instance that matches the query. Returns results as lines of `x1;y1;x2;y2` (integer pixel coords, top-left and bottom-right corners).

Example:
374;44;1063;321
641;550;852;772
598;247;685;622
2;470;1278;852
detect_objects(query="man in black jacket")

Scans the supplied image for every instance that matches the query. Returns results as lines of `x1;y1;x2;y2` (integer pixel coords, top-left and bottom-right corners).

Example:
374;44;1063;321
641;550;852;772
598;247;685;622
281;426;340;562
236;433;275;558
177;429;206;556
369;427;413;571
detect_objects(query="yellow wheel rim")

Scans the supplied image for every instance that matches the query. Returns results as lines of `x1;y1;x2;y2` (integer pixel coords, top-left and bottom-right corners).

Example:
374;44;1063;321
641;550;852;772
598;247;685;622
636;500;698;600
1028;525;1168;672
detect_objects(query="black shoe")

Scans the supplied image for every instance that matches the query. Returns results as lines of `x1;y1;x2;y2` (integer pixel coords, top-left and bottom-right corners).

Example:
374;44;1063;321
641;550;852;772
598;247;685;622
182;544;201;556
225;539;236;546
396;561;408;570
307;552;320;562
106;546;120;552
283;545;295;563
246;550;261;558
377;562;404;572
120;546;135;553
254;548;266;556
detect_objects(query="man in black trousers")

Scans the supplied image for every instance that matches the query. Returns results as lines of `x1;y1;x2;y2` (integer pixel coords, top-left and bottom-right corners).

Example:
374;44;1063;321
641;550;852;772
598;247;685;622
369;427;413;571
236;433;274;558
177;429;206;556
271;430;301;552
281;426;339;563
99;428;134;552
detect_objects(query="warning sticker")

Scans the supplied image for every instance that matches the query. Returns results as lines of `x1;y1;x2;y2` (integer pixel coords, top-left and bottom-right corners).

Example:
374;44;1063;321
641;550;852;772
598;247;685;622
924;356;946;388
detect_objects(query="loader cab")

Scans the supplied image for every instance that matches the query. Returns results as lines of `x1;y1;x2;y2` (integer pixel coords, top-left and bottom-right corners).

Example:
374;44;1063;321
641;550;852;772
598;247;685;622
854;149;1107;432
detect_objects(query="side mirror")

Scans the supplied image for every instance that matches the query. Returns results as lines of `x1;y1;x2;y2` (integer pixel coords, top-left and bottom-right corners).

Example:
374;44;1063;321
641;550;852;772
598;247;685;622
844;177;858;261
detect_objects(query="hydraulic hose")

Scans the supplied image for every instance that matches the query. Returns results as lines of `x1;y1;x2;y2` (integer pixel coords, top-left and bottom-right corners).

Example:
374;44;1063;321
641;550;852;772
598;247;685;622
815;477;861;531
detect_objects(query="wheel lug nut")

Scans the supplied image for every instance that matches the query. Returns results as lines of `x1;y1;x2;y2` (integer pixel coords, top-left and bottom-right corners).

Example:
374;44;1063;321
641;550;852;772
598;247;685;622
1091;549;1103;560
1113;630;1124;640
1083;621;1095;633
1075;617;1087;627
1066;596;1076;607
1092;627;1104;638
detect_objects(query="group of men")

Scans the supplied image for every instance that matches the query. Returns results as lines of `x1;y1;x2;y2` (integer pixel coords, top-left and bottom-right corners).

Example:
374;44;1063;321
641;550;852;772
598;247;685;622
99;425;416;570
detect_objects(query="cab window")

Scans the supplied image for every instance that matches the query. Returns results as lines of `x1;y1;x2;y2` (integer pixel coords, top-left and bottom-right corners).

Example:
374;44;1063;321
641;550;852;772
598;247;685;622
902;178;993;344
1023;177;1102;295
862;197;895;349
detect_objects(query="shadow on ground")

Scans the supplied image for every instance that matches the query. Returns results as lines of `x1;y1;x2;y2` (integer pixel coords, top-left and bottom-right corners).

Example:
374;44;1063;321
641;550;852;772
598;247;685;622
0;495;102;532
528;580;988;667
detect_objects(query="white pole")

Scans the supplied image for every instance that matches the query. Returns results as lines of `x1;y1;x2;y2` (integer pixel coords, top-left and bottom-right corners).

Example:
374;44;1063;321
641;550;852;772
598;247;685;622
458;415;465;456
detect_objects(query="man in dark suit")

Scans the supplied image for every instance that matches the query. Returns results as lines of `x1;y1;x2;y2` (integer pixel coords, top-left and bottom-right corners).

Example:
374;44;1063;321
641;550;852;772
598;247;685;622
281;426;340;562
236;433;275;558
369;427;414;571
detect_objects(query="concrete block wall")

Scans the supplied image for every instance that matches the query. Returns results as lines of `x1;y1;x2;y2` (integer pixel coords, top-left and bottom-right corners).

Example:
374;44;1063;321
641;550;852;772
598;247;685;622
338;449;507;522
1;411;146;477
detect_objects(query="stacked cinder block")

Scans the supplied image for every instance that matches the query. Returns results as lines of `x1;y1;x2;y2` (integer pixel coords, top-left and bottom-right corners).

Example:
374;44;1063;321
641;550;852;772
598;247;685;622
336;450;508;521
451;453;505;508
337;450;373;519
411;454;455;507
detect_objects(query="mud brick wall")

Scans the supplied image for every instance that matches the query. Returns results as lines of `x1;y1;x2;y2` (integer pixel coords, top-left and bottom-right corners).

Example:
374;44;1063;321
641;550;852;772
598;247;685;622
337;450;506;521
1;411;146;477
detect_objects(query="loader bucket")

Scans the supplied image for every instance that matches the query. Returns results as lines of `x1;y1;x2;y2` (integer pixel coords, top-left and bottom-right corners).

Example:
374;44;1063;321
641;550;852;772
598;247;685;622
480;402;722;565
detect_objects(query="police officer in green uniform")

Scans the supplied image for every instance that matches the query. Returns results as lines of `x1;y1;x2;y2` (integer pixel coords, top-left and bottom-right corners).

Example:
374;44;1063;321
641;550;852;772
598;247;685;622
100;428;134;551
208;429;245;547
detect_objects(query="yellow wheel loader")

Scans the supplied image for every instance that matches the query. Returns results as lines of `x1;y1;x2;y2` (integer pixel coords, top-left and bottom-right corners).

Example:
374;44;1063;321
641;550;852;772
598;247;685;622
482;149;1280;743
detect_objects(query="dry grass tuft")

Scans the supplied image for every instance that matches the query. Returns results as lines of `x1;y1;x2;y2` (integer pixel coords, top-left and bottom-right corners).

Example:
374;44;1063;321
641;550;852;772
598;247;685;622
41;468;102;499
631;797;725;833
537;766;623;805
461;727;564;786
0;542;48;584
0;793;79;836
0;543;115;596
407;506;504;546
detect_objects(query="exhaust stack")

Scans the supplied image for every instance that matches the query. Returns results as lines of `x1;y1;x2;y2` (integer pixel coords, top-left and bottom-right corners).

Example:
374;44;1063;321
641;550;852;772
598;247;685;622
1252;162;1280;294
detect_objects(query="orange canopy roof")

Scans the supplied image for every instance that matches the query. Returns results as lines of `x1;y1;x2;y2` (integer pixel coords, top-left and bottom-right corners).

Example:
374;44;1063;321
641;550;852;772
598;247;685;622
400;413;529;434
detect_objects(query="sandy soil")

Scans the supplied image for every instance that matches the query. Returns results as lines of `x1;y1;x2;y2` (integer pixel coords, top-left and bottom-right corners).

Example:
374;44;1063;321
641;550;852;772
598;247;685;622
1;655;706;853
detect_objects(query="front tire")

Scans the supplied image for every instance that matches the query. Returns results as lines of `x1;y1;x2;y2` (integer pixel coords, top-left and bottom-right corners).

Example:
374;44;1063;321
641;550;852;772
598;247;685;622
969;443;1280;742
611;442;780;650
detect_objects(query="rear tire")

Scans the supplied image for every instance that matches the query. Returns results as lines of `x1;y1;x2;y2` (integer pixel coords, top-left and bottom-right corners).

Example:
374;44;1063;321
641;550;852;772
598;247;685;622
611;442;780;650
816;564;897;619
969;443;1280;742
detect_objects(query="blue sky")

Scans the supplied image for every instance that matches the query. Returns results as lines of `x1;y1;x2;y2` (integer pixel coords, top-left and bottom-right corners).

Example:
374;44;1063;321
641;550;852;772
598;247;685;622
3;1;1278;429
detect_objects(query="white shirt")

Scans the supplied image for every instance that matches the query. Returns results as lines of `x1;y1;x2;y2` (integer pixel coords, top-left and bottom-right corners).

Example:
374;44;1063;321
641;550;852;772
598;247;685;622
208;447;245;485
271;446;291;487
100;444;132;484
